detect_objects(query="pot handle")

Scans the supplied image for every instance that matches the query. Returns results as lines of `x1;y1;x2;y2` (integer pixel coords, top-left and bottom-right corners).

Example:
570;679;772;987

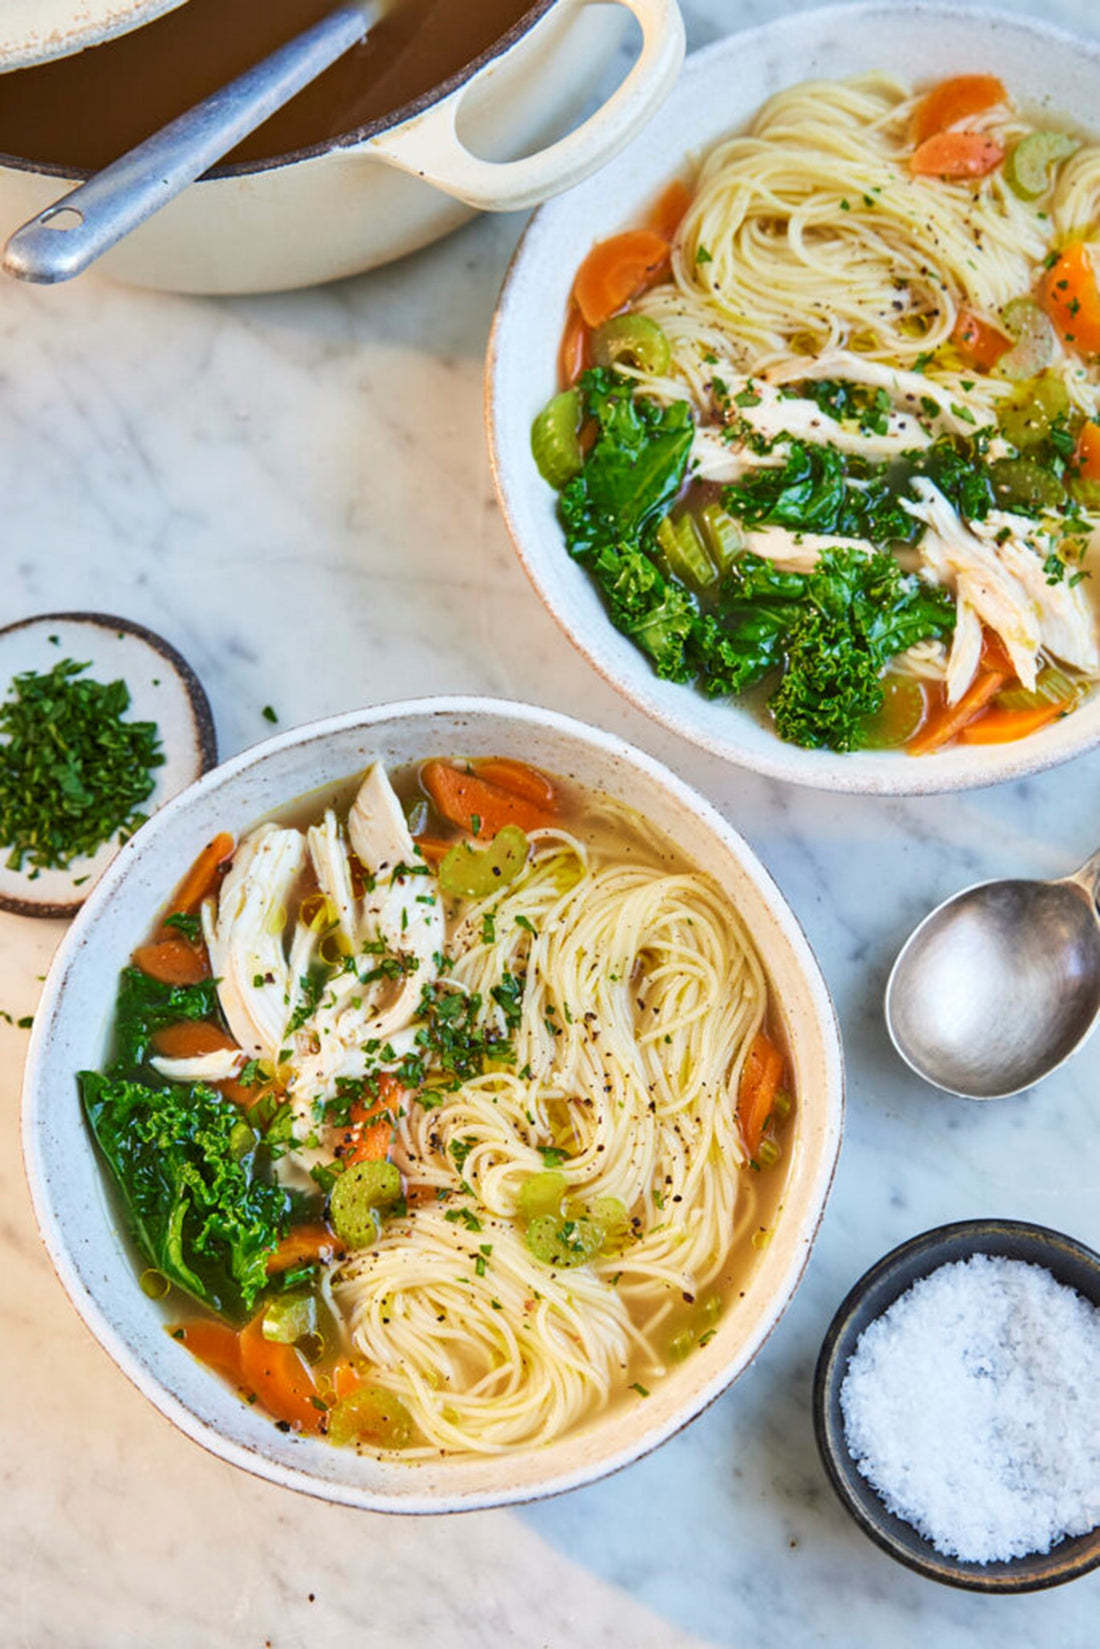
366;0;685;212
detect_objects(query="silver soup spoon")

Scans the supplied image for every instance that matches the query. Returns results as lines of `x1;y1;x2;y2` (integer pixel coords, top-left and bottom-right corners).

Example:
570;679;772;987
884;847;1100;1098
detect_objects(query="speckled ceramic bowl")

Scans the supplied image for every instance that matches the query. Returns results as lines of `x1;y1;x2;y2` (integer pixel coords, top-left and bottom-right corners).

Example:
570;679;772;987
813;1219;1100;1591
487;2;1100;795
22;697;843;1513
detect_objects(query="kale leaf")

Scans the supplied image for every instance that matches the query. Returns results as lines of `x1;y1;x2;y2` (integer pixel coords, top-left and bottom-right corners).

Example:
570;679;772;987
80;1070;292;1319
559;369;694;558
723;441;917;544
110;966;222;1075
764;549;956;750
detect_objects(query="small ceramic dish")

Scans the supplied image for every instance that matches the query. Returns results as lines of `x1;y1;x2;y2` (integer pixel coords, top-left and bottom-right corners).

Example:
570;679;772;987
22;696;843;1513
813;1219;1100;1592
486;2;1100;795
0;612;216;918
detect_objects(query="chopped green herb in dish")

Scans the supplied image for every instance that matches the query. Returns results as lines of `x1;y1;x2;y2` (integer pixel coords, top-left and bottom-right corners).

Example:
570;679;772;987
0;658;163;871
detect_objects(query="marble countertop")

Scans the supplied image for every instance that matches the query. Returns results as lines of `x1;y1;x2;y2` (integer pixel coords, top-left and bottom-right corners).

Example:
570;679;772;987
1;1;1097;1643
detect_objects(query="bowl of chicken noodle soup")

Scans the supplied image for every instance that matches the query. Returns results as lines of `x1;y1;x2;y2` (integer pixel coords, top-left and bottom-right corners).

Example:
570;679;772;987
488;3;1100;793
22;699;841;1511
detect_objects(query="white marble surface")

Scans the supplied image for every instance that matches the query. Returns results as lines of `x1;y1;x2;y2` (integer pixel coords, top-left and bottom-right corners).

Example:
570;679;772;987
1;1;1098;1643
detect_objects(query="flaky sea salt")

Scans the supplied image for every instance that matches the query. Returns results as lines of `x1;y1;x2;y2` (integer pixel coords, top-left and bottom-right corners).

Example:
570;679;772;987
839;1254;1100;1564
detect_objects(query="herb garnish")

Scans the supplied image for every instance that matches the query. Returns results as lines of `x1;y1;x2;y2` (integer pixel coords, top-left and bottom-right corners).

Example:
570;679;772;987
0;658;163;872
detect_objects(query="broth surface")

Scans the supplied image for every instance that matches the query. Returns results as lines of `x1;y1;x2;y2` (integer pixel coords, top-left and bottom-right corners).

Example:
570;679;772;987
0;0;536;171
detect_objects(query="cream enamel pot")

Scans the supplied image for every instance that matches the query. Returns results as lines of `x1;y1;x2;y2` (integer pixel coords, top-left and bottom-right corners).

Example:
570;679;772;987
0;0;684;294
22;697;843;1513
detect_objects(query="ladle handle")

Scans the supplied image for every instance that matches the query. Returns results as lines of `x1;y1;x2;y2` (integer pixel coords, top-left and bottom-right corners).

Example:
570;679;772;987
1068;847;1100;907
2;2;379;284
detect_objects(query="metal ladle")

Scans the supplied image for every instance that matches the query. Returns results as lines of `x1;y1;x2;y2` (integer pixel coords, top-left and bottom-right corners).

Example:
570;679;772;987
3;1;380;284
884;848;1100;1098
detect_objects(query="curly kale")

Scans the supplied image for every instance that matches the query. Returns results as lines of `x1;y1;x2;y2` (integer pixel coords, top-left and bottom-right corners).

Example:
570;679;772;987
81;1070;293;1319
548;372;957;750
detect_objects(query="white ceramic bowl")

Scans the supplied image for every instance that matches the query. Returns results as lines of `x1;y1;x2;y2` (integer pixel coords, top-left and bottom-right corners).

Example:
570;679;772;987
487;3;1100;795
22;697;842;1513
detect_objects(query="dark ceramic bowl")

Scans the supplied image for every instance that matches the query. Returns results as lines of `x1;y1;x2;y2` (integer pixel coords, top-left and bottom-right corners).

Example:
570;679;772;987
813;1219;1100;1593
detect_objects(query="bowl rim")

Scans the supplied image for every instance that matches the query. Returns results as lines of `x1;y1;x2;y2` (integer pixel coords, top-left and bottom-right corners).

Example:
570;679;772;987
812;1217;1100;1591
485;0;1100;796
21;693;845;1513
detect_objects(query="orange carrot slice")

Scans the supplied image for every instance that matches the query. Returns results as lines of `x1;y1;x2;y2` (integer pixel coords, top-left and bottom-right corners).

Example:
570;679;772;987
239;1314;324;1433
1074;419;1100;479
168;831;235;917
559;303;592;389
265;1224;343;1275
1044;243;1100;355
420;761;554;841
573;229;671;329
908;636;1011;756
132;938;210;986
911;74;1007;145
958;702;1071;742
473;757;557;810
173;1320;243;1386
151;1021;237;1060
738;1031;785;1159
911;131;1004;178
341;1073;404;1167
952;309;1012;371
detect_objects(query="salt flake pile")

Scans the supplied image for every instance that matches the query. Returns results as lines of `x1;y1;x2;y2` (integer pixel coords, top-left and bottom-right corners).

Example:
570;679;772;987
840;1254;1100;1564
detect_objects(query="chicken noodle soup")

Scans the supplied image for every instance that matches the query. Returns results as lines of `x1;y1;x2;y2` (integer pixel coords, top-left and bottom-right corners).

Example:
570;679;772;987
533;74;1100;754
80;757;792;1456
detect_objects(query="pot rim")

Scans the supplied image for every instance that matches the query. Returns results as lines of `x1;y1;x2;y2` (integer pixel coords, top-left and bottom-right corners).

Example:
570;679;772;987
0;0;556;183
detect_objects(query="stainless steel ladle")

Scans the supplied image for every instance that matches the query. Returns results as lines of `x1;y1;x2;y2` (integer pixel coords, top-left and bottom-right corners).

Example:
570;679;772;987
884;847;1100;1098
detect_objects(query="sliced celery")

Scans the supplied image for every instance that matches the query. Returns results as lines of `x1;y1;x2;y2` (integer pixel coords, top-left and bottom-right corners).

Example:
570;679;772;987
518;1170;567;1221
263;1291;317;1345
657;511;717;588
989;456;1066;511
438;825;529;900
531;389;583;490
525;1213;603;1268
998;298;1058;382
592;314;672;375
1005;131;1080;200
329;1159;401;1248
855;676;926;750
326;1384;415;1449
698;503;743;573
995;664;1080;711
998;375;1070;452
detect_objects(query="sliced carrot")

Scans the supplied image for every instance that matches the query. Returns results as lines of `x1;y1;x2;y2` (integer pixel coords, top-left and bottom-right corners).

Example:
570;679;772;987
1044;242;1100;355
239;1313;324;1433
132;938;210;986
151;1020;237;1060
911;74;1007;145
910;131;1004;178
420;761;554;841
648;178;693;241
958;701;1071;742
559;302;592;389
908;633;1011;755
341;1072;403;1166
572;229;671;329
265;1223;343;1275
738;1030;785;1159
167;831;235;918
412;834;453;868
472;757;557;810
173;1319;243;1386
952;308;1012;371
1074;419;1100;480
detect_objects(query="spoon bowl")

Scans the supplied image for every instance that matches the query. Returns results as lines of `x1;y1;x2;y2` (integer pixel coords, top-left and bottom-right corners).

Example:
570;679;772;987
885;851;1100;1098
